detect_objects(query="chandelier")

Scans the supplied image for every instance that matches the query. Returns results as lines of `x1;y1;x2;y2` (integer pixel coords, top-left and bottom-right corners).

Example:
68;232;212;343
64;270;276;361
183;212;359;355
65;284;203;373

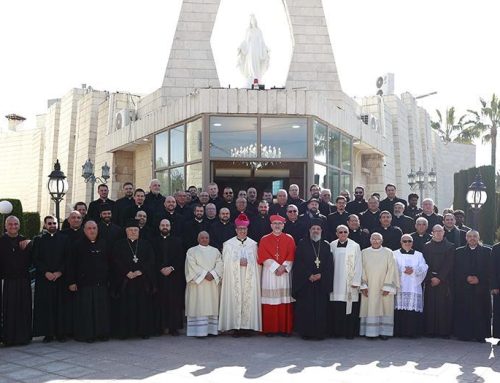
230;143;282;169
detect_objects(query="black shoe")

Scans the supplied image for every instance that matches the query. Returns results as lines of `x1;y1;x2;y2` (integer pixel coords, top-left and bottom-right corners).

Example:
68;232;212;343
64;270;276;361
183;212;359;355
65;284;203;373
265;333;275;337
379;336;389;341
345;335;354;340
301;335;312;340
141;335;150;340
232;330;241;338
86;339;94;343
43;336;53;343
98;337;109;342
476;338;486;343
169;330;179;336
366;336;376;340
56;336;66;343
280;333;291;337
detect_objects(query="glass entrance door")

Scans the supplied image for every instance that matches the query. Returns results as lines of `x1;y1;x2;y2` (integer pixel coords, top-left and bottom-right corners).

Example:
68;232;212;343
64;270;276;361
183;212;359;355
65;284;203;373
211;161;305;198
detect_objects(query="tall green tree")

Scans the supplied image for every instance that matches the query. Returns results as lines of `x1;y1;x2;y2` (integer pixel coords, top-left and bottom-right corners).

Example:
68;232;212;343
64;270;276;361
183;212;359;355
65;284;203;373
465;94;500;173
431;107;471;143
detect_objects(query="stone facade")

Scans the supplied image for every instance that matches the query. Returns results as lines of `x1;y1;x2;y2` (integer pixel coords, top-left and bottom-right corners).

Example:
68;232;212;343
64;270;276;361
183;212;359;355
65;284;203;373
0;0;476;221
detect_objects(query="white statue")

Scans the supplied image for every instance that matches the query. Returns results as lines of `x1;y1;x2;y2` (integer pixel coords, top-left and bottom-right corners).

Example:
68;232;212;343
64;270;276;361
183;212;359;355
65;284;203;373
237;14;270;86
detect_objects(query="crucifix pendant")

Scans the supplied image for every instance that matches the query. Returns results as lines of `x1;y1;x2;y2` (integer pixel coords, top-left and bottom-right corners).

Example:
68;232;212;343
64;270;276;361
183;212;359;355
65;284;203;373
314;257;321;268
132;255;138;264
274;253;280;260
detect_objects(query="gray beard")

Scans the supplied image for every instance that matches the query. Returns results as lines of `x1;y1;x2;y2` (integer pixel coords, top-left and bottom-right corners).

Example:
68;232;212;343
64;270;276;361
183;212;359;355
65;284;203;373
311;234;321;242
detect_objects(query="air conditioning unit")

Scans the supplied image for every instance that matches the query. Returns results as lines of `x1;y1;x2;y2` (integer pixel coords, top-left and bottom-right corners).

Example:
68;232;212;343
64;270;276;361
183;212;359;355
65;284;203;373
375;73;395;96
361;114;379;131
115;109;135;131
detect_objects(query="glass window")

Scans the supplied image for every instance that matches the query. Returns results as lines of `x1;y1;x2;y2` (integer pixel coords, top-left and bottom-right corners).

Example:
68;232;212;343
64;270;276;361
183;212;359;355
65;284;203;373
210;116;257;158
328;168;340;196
313;121;327;163
261;118;307;158
186;119;202;162
341;135;352;171
186;162;203;189
155;131;168;169
156;169;170;196
314;163;327;189
328;129;340;168
341;173;351;195
170;166;185;193
170;125;185;165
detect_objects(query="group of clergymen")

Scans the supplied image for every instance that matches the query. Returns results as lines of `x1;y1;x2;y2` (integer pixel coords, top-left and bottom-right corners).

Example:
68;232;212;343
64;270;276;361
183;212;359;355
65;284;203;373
1;180;500;346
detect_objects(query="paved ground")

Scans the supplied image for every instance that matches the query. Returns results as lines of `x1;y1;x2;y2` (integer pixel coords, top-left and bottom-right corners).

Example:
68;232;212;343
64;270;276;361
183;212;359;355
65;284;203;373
0;334;499;383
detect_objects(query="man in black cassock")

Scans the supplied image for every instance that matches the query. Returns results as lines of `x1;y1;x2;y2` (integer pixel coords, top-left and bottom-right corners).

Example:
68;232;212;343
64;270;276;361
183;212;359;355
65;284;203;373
422;224;454;338
136;210;154;242
327;196;350;240
113;219;155;339
248;201;271;243
379;183;407;213
347;214;370;250
411;217;432;253
0;216;32;346
374;211;403;250
492;242;500;339
144;179;166;213
392;202;414;234
33;216;67;342
182;205;209;250
453;230;491;342
284;204;307;244
359;196;381;233
346;186;368;216
442;213;466;249
292;220;333;340
209;208;235;251
98;204;124;249
60;210;84;337
67;221;110;342
404;193;422;220
87;184;115;223
156;196;185;237
153;219;186;336
122;189;152;228
416;198;443;234
113;182;135;226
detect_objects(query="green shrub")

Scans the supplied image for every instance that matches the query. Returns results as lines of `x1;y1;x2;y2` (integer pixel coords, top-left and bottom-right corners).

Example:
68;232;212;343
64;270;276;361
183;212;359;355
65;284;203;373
22;212;41;239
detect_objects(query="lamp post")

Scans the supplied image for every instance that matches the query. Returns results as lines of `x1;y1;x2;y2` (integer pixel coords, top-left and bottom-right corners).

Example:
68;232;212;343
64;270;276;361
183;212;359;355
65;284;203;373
81;159;110;202
0;200;14;233
407;167;437;205
47;160;69;226
466;172;488;230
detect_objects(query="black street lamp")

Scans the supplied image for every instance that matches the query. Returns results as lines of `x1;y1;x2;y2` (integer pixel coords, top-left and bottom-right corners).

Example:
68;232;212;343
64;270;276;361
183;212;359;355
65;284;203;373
466;172;488;230
47;160;68;226
407;167;437;205
82;159;110;202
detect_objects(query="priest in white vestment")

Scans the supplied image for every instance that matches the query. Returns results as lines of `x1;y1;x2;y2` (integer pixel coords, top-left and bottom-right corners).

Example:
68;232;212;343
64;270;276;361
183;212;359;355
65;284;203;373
219;214;262;336
185;231;223;337
329;225;362;338
360;232;400;339
393;234;428;337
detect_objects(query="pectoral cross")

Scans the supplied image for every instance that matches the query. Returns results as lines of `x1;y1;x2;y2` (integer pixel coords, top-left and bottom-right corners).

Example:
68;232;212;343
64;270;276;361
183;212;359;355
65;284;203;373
132;255;138;264
274;253;280;261
314;257;321;268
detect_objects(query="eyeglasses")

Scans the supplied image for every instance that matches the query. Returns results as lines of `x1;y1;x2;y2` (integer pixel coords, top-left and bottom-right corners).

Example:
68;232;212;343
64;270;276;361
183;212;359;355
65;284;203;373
337;231;348;234
354;192;363;195
401;240;413;243
287;210;297;213
224;192;233;195
46;222;57;226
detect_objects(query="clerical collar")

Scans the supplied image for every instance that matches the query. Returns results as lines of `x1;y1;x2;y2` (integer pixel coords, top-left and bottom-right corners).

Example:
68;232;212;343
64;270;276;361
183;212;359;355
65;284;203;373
162;234;170;239
400;249;414;254
195;218;203;223
237;237;247;243
351;229;358;233
337;241;348;248
49;233;55;237
129;239;137;243
137;205;142;208
91;240;96;243
394;213;402;218
468;245;478;250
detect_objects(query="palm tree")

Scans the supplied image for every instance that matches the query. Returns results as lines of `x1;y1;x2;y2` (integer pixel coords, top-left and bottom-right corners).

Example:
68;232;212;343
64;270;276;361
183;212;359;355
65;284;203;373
465;94;500;173
431;107;471;143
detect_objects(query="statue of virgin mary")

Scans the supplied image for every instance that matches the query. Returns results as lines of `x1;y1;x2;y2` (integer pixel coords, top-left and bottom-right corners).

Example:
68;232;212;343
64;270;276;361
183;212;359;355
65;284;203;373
237;14;270;85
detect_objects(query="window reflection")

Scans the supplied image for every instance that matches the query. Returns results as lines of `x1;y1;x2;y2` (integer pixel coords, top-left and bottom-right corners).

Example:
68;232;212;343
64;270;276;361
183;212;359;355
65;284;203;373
186;119;202;162
313;121;327;163
341;173;351;195
261;118;307;158
341;135;352;171
210;116;257;158
170;166;185;193
156;169;170;196
328;168;340;196
329;129;340;168
170;126;185;165
155;132;168;169
186;163;203;189
314;163;327;189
